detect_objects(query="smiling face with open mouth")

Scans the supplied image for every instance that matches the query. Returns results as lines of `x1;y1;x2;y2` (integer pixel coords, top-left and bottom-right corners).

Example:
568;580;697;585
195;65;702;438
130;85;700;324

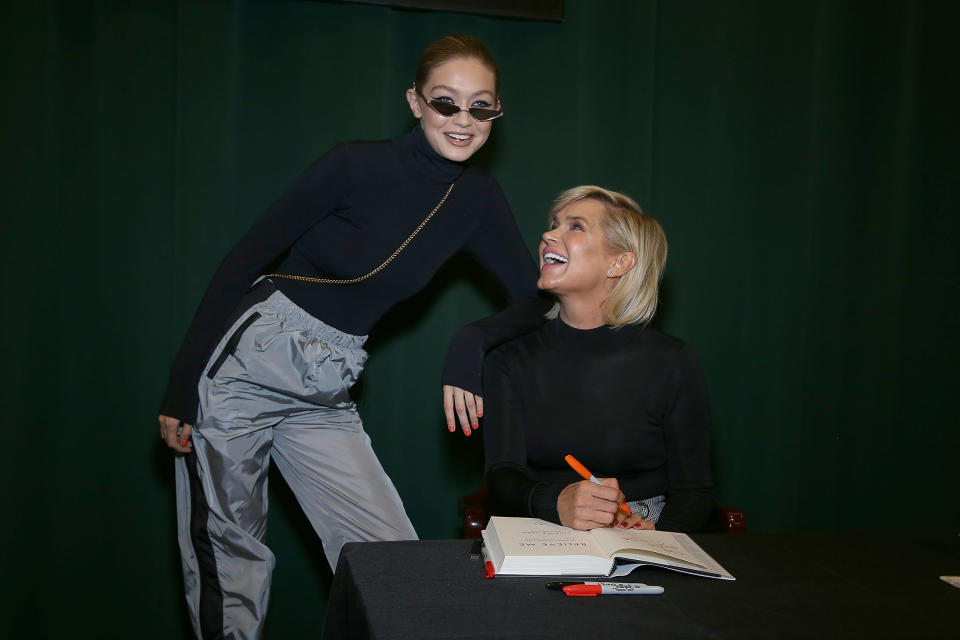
405;57;498;163
538;198;624;318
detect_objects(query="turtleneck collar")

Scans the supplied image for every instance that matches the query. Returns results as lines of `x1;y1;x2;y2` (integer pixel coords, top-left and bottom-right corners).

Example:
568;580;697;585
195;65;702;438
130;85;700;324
542;315;640;356
399;124;465;185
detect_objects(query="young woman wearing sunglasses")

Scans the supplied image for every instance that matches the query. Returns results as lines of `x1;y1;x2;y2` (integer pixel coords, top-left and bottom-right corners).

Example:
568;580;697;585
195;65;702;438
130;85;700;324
157;35;545;639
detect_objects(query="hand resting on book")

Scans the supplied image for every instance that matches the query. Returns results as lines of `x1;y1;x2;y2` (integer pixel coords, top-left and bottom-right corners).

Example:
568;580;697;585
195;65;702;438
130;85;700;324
615;511;656;530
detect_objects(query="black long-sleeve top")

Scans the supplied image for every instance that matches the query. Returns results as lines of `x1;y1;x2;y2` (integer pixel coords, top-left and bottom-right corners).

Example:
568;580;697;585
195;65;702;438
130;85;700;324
161;126;547;424
482;317;715;533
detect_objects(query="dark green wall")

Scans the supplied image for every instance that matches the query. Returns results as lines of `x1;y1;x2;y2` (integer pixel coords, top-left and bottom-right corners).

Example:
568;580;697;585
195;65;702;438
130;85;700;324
2;1;957;637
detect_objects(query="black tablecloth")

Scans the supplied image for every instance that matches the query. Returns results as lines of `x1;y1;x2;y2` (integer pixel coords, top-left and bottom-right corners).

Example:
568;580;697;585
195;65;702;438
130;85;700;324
322;530;960;639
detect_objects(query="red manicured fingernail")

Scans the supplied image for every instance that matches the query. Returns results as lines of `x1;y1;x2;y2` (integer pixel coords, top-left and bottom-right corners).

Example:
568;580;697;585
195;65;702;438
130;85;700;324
472;423;478;429
477;412;483;418
448;424;455;432
181;440;188;446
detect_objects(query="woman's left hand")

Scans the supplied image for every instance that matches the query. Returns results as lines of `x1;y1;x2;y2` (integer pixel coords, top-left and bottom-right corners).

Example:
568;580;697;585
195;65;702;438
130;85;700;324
442;385;483;436
614;511;656;530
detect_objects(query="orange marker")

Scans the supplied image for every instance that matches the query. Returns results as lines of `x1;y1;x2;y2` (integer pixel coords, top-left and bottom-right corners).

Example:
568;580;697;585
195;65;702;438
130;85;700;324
564;454;632;515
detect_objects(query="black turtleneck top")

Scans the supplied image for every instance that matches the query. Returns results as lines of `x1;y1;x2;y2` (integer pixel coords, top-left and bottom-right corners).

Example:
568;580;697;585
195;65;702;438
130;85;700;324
161;126;544;424
482;317;715;533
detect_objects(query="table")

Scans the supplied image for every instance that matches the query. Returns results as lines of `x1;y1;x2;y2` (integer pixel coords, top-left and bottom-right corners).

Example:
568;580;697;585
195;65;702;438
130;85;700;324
322;530;960;639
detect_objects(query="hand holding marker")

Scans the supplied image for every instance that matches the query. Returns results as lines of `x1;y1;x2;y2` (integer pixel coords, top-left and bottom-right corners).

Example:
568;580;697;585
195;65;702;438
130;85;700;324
564;454;632;515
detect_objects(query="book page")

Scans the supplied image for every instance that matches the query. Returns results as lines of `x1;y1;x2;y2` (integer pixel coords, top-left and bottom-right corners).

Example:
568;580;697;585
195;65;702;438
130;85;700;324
589;528;706;567
486;517;606;558
608;534;736;581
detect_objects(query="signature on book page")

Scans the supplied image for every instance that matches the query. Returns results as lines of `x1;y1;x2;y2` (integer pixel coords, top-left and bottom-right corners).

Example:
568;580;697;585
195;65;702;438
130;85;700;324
612;533;686;556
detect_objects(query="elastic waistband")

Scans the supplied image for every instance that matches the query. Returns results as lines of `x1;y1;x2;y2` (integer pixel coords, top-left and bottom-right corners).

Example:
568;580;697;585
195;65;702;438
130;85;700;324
254;279;367;351
224;278;368;351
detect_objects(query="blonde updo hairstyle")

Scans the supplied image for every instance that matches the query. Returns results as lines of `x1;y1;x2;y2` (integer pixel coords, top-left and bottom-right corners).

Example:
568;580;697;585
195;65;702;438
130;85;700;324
545;186;667;327
415;34;499;95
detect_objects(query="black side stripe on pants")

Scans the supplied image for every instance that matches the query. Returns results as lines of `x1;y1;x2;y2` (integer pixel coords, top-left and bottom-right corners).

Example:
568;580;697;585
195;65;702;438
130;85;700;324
206;312;261;379
186;450;225;639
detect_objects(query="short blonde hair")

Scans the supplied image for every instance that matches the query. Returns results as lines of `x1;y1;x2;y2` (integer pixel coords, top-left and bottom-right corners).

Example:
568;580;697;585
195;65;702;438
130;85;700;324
544;186;667;327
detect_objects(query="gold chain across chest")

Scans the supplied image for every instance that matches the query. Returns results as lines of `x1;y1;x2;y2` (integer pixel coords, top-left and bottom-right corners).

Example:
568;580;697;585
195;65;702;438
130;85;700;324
267;181;455;285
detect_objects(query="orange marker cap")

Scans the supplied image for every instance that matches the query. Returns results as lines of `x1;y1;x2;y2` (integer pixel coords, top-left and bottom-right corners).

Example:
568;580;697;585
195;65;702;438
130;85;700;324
564;454;593;480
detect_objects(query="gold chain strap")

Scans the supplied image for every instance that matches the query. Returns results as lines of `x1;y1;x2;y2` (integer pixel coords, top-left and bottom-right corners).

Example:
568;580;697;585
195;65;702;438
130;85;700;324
267;182;455;285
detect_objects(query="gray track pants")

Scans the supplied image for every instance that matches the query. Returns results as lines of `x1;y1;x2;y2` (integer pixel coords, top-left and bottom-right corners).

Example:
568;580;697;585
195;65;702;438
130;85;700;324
175;284;417;639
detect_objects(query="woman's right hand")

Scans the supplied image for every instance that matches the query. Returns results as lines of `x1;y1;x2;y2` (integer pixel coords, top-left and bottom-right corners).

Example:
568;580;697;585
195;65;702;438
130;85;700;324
557;478;625;530
158;414;193;453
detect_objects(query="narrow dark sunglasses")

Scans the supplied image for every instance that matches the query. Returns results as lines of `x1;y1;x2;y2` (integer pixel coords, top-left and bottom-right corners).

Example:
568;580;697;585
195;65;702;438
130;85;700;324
417;90;503;122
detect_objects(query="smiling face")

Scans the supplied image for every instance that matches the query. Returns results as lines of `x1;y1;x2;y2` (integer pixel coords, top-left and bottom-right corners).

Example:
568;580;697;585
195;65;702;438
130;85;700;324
405;57;498;162
538;198;636;325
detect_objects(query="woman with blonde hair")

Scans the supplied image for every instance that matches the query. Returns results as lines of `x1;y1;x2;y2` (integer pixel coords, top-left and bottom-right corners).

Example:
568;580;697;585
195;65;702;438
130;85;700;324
483;186;714;532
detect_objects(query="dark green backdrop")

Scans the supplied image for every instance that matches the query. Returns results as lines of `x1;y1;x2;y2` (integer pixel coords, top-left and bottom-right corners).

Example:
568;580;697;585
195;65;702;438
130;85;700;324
2;1;957;637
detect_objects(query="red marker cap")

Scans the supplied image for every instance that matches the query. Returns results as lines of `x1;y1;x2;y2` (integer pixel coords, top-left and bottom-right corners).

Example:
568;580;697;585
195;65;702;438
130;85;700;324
483;560;495;579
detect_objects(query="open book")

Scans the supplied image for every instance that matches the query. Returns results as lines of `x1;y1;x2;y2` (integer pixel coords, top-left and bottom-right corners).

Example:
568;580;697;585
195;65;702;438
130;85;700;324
481;516;734;580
